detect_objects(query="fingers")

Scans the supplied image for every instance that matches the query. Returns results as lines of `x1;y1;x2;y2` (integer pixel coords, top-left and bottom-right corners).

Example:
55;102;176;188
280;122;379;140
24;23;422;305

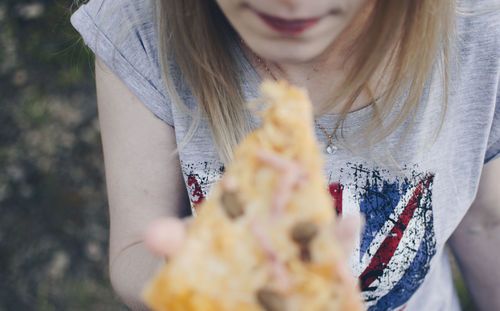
335;214;365;257
143;217;187;258
332;214;364;290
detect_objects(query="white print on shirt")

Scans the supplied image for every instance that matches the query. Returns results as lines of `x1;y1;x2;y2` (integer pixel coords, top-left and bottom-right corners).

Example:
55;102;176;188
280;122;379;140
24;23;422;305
181;160;436;311
181;160;225;215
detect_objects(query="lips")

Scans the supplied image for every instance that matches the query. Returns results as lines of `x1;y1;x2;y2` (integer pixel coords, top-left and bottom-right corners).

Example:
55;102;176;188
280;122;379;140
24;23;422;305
256;12;322;35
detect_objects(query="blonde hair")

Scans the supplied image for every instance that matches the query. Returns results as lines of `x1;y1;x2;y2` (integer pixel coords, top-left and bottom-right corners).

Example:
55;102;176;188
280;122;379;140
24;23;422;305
155;0;456;164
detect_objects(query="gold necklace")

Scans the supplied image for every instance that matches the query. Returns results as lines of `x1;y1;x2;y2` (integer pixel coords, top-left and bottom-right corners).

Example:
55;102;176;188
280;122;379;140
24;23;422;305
242;41;338;154
313;120;338;154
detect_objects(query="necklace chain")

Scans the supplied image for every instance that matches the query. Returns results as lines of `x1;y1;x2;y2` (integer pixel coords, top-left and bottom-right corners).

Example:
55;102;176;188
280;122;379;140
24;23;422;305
242;40;338;154
314;119;334;144
253;53;279;81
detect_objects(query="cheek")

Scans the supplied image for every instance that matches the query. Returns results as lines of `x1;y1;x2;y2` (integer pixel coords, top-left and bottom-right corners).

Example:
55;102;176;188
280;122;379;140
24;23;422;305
334;0;371;11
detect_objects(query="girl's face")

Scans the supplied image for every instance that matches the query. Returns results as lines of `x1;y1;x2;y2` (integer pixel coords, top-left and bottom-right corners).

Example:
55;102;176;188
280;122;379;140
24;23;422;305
216;0;372;64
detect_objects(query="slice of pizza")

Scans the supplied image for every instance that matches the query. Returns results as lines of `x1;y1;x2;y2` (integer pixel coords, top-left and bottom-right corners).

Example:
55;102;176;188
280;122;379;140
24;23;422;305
143;80;364;311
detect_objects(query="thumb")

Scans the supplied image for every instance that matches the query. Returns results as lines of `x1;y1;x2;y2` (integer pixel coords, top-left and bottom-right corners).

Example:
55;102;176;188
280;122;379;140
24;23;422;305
334;214;364;256
143;217;187;258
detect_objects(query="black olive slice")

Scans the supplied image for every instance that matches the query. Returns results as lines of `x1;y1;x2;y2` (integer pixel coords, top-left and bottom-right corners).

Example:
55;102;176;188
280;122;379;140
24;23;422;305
256;288;286;311
220;191;244;219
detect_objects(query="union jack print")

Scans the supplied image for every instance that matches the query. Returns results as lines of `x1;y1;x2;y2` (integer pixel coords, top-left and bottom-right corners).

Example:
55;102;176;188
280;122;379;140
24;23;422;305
181;160;437;310
331;164;436;311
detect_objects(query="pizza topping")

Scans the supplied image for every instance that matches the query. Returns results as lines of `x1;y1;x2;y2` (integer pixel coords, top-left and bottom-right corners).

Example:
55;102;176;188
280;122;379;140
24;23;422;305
256;150;308;219
220;191;244;219
291;221;318;262
251;222;292;291
291;221;318;245
256;288;286;311
299;247;312;262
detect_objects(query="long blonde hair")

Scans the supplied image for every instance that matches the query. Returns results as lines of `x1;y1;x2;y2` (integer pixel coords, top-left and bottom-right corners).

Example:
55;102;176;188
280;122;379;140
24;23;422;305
155;0;456;163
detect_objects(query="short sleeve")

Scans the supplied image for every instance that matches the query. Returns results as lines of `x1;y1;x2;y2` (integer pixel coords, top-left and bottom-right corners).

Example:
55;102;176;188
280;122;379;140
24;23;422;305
485;79;500;164
71;0;174;126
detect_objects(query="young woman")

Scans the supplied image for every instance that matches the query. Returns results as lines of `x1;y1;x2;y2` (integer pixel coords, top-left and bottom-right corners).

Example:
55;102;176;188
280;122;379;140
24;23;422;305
71;0;500;310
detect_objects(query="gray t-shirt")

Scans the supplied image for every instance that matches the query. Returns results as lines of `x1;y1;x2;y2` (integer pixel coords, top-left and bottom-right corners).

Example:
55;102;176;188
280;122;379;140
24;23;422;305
72;1;500;310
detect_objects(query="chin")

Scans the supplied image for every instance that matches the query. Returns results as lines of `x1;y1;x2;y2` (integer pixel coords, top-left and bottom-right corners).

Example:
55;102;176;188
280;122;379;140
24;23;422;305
247;38;334;64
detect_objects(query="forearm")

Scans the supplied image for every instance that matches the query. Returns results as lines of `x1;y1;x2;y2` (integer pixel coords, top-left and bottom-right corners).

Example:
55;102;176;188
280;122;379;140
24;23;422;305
450;205;500;310
110;242;165;311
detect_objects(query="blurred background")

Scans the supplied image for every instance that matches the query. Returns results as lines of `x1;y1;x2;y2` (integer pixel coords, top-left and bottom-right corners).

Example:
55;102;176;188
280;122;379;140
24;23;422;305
0;0;127;309
0;0;478;310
